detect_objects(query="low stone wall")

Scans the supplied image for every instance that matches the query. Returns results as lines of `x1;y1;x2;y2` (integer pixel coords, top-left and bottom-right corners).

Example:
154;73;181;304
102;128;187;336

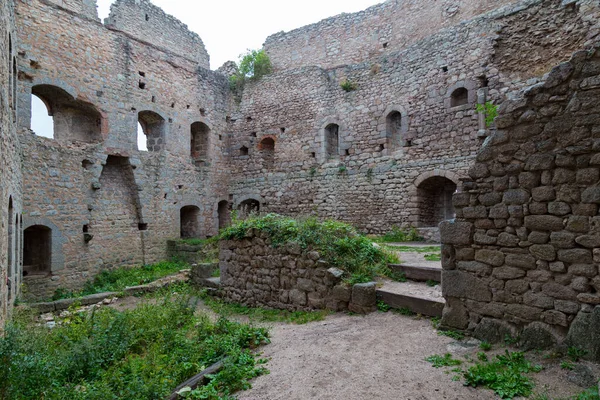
219;230;377;313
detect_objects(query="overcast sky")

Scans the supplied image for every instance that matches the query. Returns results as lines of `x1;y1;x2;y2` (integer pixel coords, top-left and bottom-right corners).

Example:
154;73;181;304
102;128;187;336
33;0;384;146
96;0;383;69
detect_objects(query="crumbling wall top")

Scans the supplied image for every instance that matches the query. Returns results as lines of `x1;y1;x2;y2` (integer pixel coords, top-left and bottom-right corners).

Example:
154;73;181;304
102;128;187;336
45;0;99;20
105;0;210;68
264;0;521;71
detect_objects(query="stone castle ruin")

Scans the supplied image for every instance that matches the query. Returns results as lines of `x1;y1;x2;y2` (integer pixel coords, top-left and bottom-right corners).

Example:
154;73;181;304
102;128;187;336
1;0;600;351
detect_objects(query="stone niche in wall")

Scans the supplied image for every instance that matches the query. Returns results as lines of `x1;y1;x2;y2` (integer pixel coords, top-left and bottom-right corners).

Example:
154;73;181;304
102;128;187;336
440;47;600;360
219;229;377;313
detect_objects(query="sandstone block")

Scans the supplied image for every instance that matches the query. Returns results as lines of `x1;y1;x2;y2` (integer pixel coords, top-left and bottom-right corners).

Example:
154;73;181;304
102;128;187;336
525;215;565;231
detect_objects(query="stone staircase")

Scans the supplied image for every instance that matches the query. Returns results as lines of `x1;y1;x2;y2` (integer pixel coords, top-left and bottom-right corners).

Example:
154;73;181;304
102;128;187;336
377;262;445;317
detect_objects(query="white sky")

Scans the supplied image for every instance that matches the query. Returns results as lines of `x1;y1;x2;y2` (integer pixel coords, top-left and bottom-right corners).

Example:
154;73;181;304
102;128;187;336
32;0;384;146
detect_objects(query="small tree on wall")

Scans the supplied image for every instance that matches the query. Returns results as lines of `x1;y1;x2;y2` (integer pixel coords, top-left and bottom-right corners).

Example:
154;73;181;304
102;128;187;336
230;49;273;93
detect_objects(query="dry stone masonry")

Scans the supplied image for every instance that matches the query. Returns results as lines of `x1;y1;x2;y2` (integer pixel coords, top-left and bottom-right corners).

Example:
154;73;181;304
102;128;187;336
219;230;377;313
1;0;600;335
440;46;600;358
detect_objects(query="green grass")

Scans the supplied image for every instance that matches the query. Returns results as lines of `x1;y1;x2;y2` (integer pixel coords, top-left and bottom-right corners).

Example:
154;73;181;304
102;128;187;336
480;341;492;351
438;329;465;341
463;351;542;399
392;307;416;316
424;253;441;261
568;346;588;362
201;292;330;325
426;353;462;368
372;226;423;243
561;360;575;370
380;244;441;253
0;294;269;400
51;260;190;301
220;214;398;284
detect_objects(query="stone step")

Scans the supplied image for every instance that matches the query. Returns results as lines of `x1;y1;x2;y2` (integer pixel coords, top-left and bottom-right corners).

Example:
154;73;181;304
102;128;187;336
388;264;441;282
376;280;445;317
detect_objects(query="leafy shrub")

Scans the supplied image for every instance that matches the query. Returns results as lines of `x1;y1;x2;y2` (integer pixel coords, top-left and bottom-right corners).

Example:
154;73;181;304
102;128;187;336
220;214;397;284
229;49;273;93
0;296;269;399
476;101;498;128
51;260;189;301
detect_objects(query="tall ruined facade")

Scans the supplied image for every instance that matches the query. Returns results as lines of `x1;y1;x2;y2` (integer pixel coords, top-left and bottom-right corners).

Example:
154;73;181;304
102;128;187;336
1;0;23;328
1;0;600;345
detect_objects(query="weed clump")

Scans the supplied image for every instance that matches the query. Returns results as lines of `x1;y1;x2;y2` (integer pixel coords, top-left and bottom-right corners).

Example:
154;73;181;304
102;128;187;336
0;296;269;399
220;214;398;284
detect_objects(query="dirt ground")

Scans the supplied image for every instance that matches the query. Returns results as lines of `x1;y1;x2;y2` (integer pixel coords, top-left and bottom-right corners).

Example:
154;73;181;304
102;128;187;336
102;293;598;400
237;312;598;400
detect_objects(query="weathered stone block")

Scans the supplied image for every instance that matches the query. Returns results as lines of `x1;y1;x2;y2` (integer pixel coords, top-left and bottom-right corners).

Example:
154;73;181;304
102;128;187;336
492;267;526;280
351;282;376;307
505;254;536;270
529;244;557;261
439;221;473;245
440;297;469;330
475;249;505;267
558;249;593;264
442;270;492;302
567;307;600;361
525;216;565;231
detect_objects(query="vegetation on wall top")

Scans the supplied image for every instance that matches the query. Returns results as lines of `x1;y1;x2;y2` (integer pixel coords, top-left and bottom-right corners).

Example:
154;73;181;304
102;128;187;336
220;213;398;284
229;49;273;92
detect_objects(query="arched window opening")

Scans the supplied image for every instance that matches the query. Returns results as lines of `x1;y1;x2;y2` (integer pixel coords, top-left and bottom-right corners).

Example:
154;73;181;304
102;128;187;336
386;111;402;150
450;87;469;107
259;137;275;169
7;198;14;299
23;225;52;276
218;201;231;230
417;177;457;227
325;124;339;159
191;122;210;166
31;85;102;142
31;94;55;139
137;122;148;151
180;205;200;239
138;111;165;152
238;199;260;219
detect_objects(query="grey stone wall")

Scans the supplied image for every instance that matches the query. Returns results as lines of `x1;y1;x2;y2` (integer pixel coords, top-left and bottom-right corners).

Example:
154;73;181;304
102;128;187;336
229;0;598;234
0;0;23;328
264;0;520;71
219;231;376;313
440;43;600;353
105;0;209;68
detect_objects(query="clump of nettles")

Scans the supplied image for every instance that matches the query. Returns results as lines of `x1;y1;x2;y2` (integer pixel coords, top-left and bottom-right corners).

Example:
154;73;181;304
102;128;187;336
229;49;273;92
220;213;398;284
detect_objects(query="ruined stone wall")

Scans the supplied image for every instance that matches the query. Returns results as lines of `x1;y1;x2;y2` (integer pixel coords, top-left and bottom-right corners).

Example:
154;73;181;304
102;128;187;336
439;44;600;353
16;0;229;300
105;0;209;68
220;231;376;313
229;0;596;234
0;0;23;327
264;0;520;71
